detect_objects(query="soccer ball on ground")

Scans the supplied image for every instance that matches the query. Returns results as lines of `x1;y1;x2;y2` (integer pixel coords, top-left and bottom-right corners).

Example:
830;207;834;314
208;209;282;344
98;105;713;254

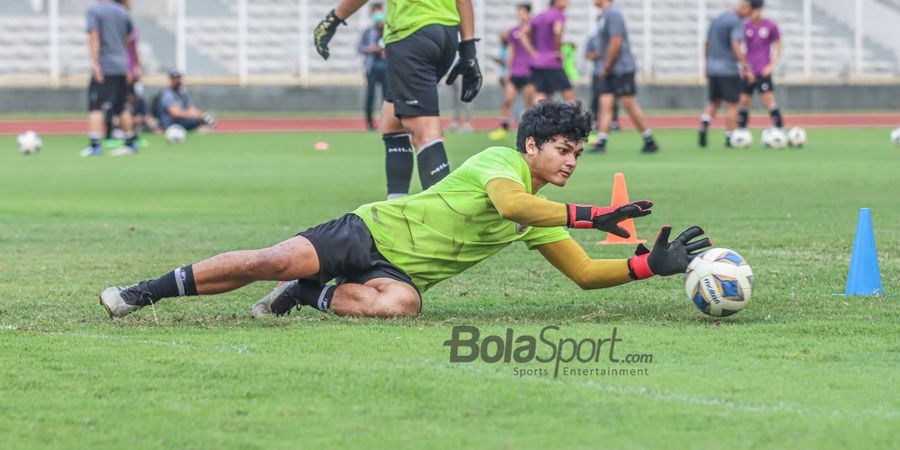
728;129;753;148
891;128;900;146
165;124;187;144
684;248;754;317
787;127;807;148
17;131;42;155
761;128;788;149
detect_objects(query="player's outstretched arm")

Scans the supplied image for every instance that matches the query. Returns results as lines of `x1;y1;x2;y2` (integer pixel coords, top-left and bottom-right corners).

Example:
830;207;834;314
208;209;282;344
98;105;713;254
537;238;632;289
486;178;653;237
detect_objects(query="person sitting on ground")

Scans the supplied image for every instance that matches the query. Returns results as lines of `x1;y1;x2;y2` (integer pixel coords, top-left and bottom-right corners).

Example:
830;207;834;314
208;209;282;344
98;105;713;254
155;70;216;132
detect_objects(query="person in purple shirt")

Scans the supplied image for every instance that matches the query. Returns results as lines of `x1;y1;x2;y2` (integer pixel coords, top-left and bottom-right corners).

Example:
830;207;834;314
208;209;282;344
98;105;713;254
521;0;576;102
738;0;783;129
490;3;535;140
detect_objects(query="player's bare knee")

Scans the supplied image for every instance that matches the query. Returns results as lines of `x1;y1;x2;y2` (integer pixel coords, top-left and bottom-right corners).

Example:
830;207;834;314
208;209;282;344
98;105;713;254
375;290;420;318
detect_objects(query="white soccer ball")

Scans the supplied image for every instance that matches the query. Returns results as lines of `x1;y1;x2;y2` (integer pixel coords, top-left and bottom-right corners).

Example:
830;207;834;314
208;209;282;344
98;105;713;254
891;127;900;146
729;128;753;148
17;131;42;155
684;248;754;317
165;124;187;144
787;127;807;148
761;128;788;149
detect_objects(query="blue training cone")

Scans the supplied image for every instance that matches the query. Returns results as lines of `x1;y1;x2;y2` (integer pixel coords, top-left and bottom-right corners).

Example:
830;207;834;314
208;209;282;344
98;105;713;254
843;208;883;296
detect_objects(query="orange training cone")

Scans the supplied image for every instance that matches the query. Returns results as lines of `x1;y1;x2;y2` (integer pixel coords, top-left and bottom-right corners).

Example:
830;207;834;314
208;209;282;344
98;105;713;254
599;172;646;245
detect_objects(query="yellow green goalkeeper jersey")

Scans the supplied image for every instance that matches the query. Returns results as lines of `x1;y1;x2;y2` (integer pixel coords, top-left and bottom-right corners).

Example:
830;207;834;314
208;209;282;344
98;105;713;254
353;146;570;292
384;0;460;44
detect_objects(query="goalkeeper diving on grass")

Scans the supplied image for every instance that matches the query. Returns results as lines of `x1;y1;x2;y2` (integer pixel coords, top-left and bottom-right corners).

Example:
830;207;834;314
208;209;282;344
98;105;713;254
99;101;712;319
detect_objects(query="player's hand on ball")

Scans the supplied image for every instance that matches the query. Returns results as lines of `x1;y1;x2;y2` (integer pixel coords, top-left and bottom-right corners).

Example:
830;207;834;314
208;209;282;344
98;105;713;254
446;39;483;102
629;225;712;279
313;9;346;60
566;201;653;236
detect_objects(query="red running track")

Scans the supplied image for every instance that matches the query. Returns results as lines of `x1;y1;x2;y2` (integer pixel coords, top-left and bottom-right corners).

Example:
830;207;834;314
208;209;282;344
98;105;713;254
0;113;897;136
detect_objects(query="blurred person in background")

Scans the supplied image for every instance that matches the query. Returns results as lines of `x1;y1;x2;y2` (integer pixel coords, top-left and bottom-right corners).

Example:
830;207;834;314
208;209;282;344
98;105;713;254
591;0;658;154
154;70;216;133
358;4;386;131
521;0;576;103
584;13;619;142
489;3;534;141
698;0;754;147
737;0;784;130
81;0;137;157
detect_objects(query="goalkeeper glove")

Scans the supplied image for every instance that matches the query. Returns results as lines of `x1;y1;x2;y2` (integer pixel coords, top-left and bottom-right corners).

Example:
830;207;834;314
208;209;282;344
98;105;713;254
313;9;346;60
628;225;712;279
566;201;653;237
445;39;483;102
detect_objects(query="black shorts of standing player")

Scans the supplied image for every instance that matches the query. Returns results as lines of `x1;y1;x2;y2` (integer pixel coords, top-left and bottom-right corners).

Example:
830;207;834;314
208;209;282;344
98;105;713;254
297;213;420;299
531;68;571;95
707;75;742;103
88;75;128;114
509;75;532;91
742;74;775;95
383;24;459;118
601;72;637;96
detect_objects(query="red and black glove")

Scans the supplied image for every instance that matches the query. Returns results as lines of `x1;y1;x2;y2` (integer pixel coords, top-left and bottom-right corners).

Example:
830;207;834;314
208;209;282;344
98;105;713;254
566;201;653;237
628;225;712;279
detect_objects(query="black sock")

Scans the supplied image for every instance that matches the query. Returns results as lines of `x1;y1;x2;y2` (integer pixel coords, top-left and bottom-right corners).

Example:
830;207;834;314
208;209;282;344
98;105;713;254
143;265;197;302
383;132;414;198
417;140;450;190
500;120;509;131
298;284;336;312
125;131;137;149
738;109;749;128
89;135;101;149
769;108;783;128
700;118;710;132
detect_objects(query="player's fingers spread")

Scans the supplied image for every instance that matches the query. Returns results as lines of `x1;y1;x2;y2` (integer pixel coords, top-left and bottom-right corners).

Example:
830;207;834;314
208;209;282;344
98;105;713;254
676;226;705;243
685;238;712;253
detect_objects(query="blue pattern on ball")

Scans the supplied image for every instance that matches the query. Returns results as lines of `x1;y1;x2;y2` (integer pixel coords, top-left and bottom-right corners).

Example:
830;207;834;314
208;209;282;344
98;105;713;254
692;292;710;311
720;252;744;265
718;278;741;299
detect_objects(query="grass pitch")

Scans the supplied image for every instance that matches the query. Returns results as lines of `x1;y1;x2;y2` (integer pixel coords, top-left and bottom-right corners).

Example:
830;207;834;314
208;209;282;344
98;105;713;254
1;127;898;449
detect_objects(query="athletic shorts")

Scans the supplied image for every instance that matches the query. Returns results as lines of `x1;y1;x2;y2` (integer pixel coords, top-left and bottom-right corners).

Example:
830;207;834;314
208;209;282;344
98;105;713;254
509;75;532;91
602;72;637;96
88;75;128;114
531;68;571;95
707;75;742;103
384;24;459;118
297;213;418;292
742;74;775;95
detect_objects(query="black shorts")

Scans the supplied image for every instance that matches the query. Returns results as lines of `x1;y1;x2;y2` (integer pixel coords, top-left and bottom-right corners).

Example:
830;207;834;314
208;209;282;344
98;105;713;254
384;24;459;118
88;75;128;114
531;68;571;95
707;75;742;103
602;72;637;96
297;213;417;292
742;74;775;95
509;75;532;91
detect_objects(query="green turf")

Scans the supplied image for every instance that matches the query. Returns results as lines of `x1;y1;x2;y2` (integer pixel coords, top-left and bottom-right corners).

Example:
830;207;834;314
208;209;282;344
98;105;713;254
1;128;898;449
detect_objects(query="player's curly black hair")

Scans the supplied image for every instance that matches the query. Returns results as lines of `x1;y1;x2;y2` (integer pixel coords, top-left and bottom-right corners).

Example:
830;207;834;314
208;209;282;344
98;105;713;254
516;100;593;154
